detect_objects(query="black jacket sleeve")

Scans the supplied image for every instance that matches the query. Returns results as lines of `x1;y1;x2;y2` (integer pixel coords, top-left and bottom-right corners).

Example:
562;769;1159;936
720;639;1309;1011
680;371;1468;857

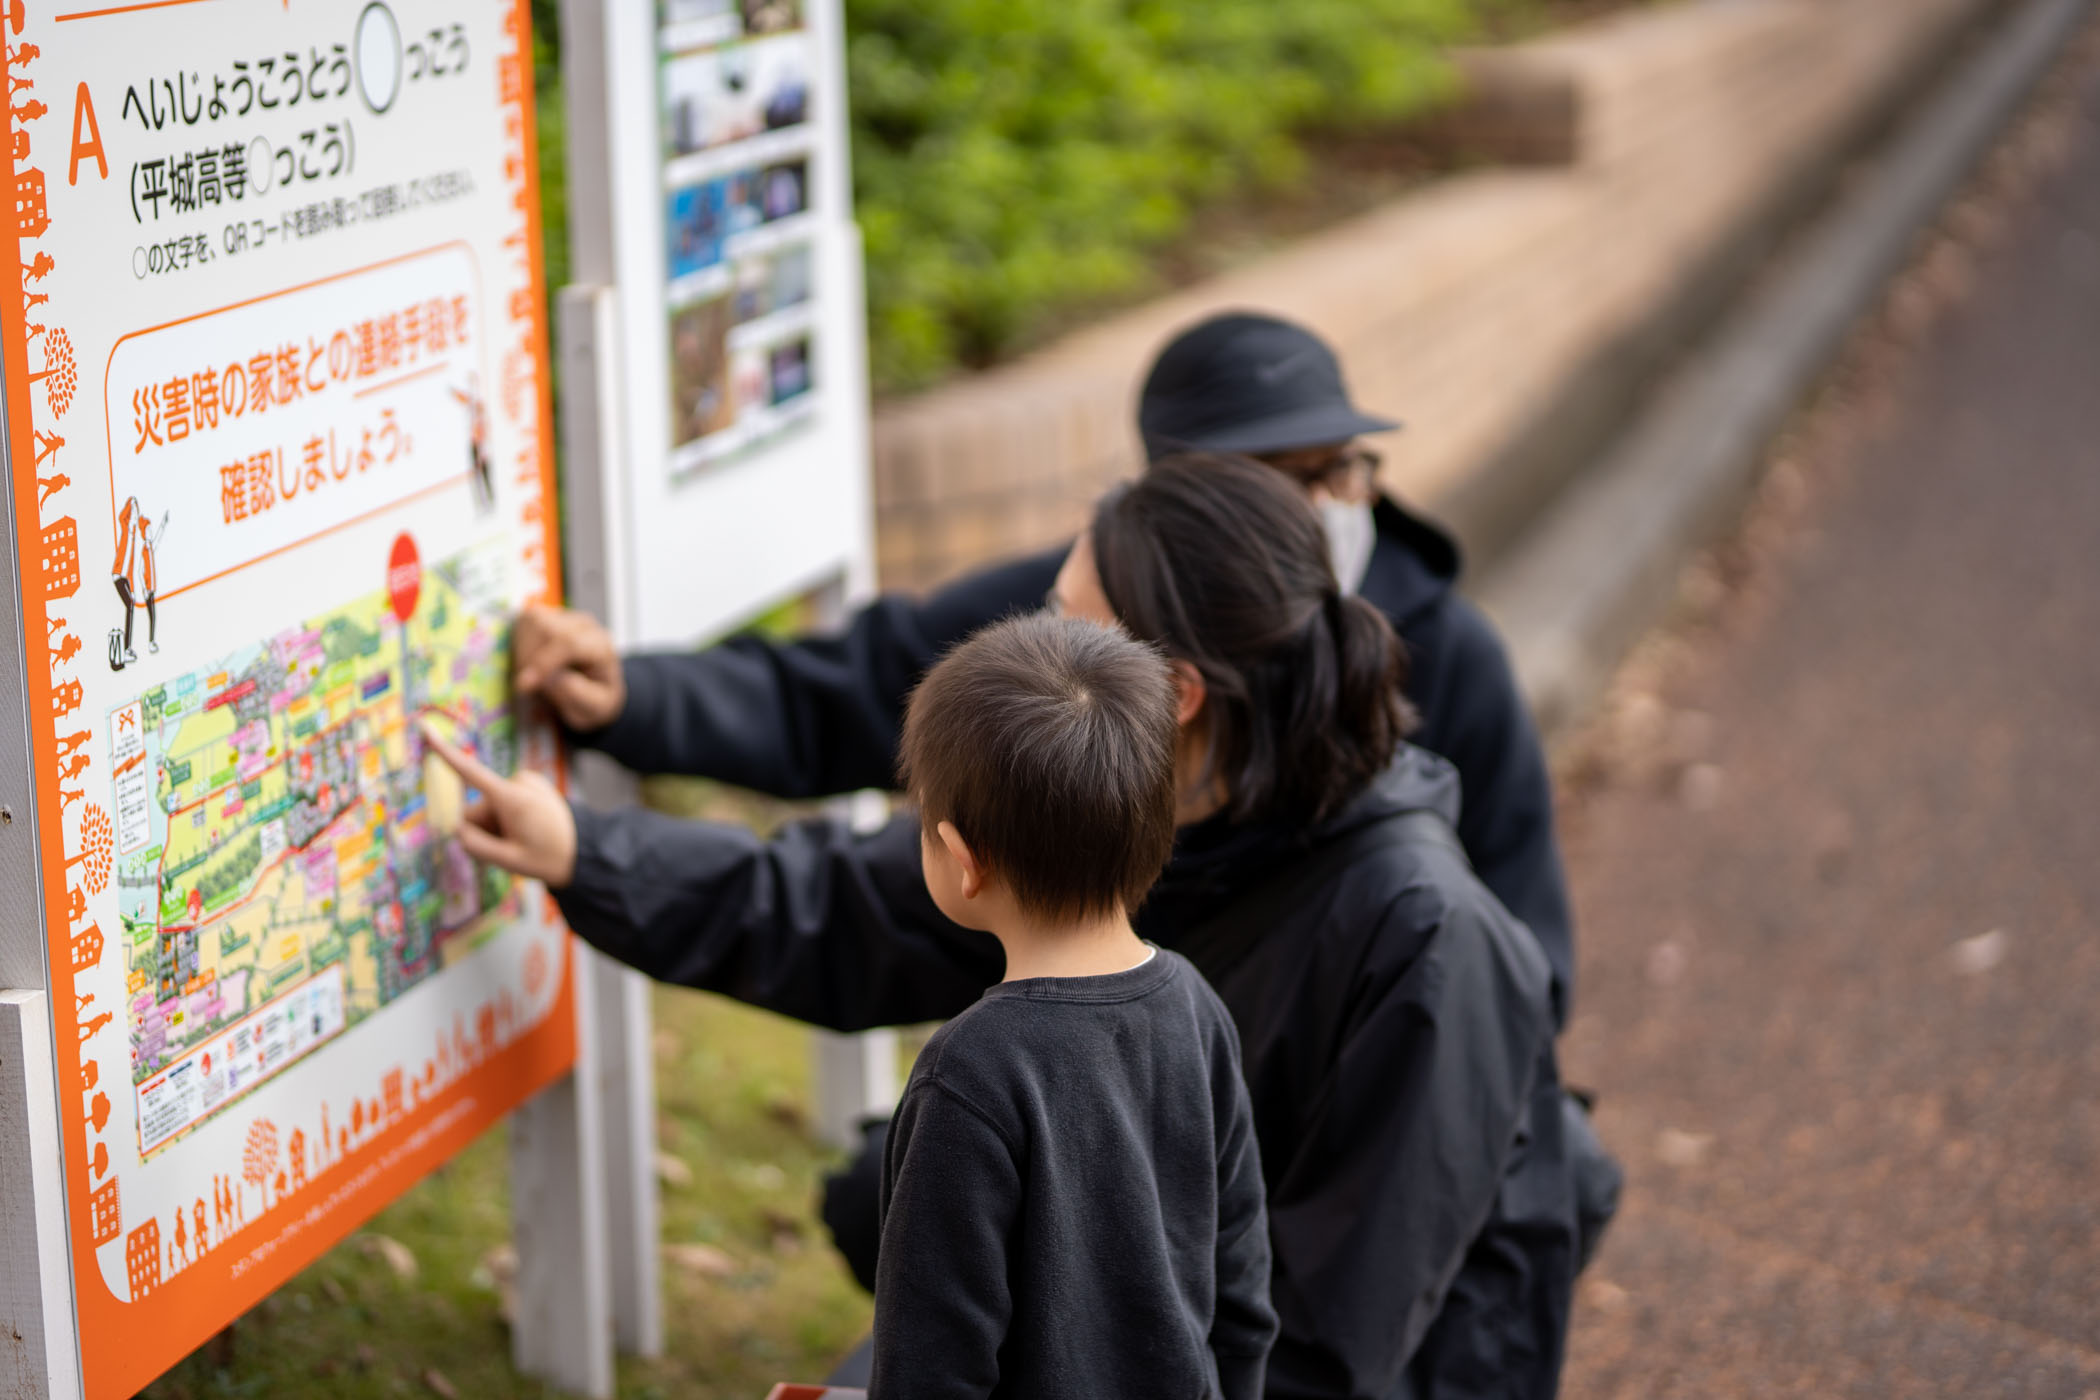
869;1078;1020;1400
1262;883;1556;1400
1212;1059;1278;1400
1407;593;1575;1026
554;801;1001;1031
574;549;1068;796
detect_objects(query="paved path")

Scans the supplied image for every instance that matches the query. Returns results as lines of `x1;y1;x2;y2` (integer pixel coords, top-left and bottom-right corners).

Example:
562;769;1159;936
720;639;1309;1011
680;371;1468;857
1556;22;2100;1399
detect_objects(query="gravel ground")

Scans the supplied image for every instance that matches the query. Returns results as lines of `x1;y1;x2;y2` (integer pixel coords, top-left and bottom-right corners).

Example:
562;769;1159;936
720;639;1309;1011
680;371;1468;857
1553;14;2100;1398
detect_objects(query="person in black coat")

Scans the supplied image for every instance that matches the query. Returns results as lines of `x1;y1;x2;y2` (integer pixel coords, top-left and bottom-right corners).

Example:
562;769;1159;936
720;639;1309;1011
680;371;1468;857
513;311;1576;1023
434;456;1580;1398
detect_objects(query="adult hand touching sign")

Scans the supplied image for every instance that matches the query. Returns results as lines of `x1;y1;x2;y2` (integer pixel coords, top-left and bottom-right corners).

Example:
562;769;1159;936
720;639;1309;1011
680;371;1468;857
513;604;627;732
419;720;578;888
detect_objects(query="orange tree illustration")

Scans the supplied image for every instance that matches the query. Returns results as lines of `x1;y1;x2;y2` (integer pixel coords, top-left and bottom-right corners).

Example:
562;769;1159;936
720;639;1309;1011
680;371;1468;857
241;1118;280;1211
29;327;76;419
66;802;112;895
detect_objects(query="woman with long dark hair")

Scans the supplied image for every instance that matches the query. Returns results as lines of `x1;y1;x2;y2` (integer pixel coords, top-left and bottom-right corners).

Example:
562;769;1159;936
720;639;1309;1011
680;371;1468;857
438;454;1579;1397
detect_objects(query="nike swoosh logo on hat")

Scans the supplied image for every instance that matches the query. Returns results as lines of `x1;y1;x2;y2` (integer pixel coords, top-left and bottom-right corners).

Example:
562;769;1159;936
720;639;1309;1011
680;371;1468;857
1253;348;1320;385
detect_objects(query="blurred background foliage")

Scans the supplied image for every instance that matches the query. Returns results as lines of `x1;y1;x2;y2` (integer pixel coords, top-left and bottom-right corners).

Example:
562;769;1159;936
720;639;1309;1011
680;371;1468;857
843;0;1518;388
531;0;1535;394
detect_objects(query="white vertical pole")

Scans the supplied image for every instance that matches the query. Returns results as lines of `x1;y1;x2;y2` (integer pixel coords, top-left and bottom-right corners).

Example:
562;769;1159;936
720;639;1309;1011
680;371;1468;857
557;0;666;1353
502;34;630;1370
810;575;901;1151
0;990;83;1400
557;277;665;1359
813;1026;901;1152
508;954;615;1399
588;942;663;1358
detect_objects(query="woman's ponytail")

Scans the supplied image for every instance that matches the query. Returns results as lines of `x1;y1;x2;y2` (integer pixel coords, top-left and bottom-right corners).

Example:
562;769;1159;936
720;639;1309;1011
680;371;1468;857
1323;591;1415;802
1094;454;1417;827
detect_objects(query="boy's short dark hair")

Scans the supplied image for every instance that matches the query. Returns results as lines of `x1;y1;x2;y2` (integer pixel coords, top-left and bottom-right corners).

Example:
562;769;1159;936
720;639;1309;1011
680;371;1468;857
899;614;1179;923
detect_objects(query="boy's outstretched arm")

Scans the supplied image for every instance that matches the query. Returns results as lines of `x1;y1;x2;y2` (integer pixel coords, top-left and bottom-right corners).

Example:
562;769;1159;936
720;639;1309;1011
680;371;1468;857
422;724;998;1030
868;1077;1018;1400
518;549;1067;798
560;804;998;1030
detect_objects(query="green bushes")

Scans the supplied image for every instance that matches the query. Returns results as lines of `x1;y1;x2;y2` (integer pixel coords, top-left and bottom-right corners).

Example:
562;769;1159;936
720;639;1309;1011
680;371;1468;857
531;0;1517;394
847;0;1506;390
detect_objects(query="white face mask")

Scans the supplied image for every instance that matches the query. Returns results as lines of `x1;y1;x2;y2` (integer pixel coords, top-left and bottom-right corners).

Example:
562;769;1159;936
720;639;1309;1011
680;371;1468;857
1319;498;1376;595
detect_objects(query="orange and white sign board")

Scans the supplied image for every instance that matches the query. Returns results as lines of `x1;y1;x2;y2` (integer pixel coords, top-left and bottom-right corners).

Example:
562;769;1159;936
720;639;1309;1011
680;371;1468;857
1;3;569;1395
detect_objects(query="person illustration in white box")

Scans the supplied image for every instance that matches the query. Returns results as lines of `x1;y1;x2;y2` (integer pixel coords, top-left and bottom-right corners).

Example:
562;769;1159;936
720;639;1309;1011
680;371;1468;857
110;495;166;671
452;377;495;514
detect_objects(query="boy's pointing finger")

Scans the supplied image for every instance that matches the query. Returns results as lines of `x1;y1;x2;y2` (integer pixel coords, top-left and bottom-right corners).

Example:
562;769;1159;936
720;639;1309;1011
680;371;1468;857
419;720;505;796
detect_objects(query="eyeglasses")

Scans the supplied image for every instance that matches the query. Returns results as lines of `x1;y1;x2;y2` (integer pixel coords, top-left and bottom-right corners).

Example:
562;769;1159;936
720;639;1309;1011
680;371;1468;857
1273;445;1381;498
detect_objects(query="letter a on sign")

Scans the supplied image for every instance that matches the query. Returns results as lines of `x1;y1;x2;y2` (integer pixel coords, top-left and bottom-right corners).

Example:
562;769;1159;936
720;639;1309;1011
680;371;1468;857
69;82;106;185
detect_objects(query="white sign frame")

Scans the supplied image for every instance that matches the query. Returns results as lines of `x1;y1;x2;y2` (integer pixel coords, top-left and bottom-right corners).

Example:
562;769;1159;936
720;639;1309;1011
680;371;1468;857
0;4;613;1396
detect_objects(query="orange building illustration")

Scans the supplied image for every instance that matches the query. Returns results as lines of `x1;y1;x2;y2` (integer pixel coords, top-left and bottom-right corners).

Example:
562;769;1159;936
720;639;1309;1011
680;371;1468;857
70;919;102;972
15;164;47;238
40;515;77;599
124;1218;161;1300
88;1176;120;1246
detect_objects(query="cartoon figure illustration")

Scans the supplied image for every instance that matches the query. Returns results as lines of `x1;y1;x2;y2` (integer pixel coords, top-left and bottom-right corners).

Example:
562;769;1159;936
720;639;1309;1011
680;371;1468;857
108;496;166;671
450;377;494;514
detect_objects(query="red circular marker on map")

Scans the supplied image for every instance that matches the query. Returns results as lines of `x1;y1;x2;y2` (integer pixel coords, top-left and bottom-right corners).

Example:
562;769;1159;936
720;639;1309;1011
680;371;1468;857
387;532;421;623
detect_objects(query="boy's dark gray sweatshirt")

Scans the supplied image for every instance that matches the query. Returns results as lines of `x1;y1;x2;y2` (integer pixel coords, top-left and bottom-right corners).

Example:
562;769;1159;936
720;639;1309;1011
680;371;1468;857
869;947;1276;1400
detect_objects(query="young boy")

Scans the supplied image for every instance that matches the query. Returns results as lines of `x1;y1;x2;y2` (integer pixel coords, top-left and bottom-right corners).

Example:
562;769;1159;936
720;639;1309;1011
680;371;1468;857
876;614;1277;1400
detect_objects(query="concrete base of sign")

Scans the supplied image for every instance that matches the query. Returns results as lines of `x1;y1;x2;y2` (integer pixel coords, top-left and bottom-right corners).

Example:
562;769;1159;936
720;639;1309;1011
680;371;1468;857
509;961;615;1400
1;991;82;1400
591;953;665;1359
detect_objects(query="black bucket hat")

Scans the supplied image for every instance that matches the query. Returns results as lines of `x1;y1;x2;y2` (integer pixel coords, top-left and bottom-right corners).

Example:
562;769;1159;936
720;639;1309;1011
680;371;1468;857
1137;311;1401;460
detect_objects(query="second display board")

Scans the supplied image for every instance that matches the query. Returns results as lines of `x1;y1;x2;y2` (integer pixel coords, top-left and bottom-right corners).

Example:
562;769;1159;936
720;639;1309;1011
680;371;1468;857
658;0;823;475
577;0;872;652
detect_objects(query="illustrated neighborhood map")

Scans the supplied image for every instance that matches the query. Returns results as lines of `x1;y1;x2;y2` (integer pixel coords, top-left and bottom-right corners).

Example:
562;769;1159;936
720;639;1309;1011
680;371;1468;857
114;546;521;1154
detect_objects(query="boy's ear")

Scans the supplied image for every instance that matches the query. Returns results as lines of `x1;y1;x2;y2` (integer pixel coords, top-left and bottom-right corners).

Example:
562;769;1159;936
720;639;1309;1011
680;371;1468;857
935;820;985;899
1169;660;1207;728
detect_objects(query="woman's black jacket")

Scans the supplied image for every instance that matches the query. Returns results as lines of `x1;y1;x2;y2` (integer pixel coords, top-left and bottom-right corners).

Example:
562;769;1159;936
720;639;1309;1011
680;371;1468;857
555;746;1578;1399
581;497;1575;1026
